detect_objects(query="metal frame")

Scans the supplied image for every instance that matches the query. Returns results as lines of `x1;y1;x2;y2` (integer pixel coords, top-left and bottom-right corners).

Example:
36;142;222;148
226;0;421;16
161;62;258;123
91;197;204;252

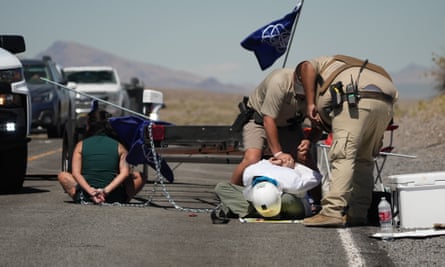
146;125;243;164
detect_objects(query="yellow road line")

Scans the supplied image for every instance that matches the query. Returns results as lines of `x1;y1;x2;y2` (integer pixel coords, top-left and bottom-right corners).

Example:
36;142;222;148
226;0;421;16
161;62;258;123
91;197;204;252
28;148;62;162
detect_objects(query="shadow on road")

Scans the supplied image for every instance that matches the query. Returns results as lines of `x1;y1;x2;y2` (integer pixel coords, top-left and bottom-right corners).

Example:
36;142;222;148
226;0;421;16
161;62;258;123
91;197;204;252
0;174;56;195
26;174;57;180
136;181;219;210
0;186;50;195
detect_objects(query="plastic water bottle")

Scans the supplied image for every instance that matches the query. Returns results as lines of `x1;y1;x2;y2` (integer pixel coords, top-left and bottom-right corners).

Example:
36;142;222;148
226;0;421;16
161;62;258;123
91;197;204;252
378;196;394;241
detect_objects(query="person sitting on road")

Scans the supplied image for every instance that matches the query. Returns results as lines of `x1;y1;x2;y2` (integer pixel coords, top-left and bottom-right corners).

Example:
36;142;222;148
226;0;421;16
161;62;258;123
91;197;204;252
57;108;145;204
212;154;322;223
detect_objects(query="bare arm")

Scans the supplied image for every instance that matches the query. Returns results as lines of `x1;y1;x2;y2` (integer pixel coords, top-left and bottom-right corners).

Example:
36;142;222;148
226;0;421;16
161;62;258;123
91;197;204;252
263;115;294;163
71;141;99;199
72;141;130;203
299;61;319;122
297;126;324;167
263;115;281;156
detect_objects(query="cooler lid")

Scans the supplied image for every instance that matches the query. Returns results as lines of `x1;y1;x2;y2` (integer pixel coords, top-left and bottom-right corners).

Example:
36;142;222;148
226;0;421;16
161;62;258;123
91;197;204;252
387;171;445;186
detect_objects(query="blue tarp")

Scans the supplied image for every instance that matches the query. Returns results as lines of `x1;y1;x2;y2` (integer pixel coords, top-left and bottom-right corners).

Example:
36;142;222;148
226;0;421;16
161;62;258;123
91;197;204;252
108;116;174;183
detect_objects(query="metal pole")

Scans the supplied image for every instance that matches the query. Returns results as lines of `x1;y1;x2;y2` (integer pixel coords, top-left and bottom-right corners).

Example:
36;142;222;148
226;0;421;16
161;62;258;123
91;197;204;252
379;151;417;159
282;0;305;68
40;78;150;120
318;144;416;159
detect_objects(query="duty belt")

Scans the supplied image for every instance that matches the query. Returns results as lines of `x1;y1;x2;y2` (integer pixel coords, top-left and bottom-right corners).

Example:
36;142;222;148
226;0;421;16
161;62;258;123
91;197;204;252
358;91;393;103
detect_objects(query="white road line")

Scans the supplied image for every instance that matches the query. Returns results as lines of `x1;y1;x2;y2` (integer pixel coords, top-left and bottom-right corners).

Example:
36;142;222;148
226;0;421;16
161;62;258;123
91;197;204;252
337;228;365;267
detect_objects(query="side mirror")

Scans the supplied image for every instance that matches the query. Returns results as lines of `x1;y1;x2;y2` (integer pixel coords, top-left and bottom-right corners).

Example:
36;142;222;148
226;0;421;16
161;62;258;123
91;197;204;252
67;81;77;90
0;35;25;54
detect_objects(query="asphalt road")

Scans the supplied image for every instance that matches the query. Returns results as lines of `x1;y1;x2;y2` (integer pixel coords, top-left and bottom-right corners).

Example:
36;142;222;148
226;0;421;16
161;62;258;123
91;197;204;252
0;134;444;266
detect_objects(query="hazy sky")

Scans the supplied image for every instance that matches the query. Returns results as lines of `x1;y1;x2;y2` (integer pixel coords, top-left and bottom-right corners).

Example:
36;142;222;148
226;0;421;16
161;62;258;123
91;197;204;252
2;0;444;85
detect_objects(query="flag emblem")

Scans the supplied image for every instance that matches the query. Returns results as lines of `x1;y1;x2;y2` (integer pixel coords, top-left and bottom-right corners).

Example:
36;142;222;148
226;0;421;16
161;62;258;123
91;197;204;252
241;3;302;70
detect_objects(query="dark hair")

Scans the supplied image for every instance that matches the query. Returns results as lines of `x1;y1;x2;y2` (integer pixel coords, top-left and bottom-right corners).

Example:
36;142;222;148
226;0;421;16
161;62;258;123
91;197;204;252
85;109;112;137
84;108;127;147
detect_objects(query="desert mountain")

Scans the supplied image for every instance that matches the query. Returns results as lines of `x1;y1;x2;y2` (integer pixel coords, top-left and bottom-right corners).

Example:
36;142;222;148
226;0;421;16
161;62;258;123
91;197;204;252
34;41;435;98
390;63;433;85
35;41;250;93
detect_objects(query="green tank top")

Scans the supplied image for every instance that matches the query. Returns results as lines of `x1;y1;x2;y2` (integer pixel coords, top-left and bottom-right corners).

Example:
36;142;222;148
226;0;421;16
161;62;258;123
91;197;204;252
82;135;119;189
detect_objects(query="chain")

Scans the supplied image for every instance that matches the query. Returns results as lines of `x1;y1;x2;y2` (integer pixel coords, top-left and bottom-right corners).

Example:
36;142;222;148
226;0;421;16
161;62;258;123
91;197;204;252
80;189;150;207
80;121;217;213
145;122;216;213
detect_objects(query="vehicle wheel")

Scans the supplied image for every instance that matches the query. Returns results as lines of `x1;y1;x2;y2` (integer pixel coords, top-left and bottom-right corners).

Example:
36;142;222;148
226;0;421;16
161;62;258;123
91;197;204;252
0;144;27;193
61;126;83;172
61;131;72;172
47;120;63;138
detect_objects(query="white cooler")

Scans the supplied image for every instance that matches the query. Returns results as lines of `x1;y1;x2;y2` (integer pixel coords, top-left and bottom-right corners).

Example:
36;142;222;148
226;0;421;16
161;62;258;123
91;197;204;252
387;171;445;229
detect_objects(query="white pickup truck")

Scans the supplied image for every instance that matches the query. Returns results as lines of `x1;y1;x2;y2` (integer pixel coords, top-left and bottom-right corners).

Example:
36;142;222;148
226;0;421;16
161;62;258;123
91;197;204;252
63;66;130;121
0;35;31;193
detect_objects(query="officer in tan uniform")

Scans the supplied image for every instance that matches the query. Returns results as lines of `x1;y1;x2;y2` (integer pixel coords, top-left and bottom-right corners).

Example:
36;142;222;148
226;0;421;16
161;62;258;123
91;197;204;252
230;68;307;186
296;55;398;227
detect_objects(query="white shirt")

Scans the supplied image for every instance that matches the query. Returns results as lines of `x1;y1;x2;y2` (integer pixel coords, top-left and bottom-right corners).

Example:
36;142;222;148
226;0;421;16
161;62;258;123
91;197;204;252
243;159;322;198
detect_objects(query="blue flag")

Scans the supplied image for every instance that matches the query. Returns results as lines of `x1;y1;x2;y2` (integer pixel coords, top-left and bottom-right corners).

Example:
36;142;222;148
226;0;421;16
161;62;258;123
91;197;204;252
241;4;301;70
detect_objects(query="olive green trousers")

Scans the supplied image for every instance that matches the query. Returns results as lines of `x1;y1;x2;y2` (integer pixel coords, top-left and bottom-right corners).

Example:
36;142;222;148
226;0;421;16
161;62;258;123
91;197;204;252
214;182;308;219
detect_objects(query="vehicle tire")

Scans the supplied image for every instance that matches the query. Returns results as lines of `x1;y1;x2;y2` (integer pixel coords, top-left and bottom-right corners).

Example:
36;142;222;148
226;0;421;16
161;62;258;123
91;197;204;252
61;125;84;172
0;144;27;194
47;120;63;138
61;130;72;172
47;103;65;138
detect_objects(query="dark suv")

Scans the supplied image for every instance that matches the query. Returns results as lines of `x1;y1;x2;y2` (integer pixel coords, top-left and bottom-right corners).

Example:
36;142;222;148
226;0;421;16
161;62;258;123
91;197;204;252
21;56;73;138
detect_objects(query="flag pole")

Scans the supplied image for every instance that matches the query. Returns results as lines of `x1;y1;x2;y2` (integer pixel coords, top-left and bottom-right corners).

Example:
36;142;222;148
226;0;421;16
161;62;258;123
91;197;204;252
282;0;305;68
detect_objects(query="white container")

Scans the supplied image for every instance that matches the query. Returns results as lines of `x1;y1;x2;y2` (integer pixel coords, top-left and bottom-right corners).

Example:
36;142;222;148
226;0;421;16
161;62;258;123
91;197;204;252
387;171;445;229
142;89;163;104
142;89;164;121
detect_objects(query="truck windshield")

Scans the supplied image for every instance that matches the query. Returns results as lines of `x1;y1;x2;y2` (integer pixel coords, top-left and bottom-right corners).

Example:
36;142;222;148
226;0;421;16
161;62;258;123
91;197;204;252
23;64;49;85
65;70;116;84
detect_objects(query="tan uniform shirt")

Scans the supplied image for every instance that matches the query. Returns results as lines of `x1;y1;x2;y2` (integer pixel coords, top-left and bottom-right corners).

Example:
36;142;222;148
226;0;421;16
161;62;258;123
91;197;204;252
308;56;399;127
248;68;306;127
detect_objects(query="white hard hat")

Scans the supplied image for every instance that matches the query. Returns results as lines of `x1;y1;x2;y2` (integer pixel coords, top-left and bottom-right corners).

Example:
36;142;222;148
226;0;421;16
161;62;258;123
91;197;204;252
250;180;282;217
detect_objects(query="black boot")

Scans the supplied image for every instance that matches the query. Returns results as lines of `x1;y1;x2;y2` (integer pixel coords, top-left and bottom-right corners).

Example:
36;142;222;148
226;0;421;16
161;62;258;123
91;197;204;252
211;210;230;224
